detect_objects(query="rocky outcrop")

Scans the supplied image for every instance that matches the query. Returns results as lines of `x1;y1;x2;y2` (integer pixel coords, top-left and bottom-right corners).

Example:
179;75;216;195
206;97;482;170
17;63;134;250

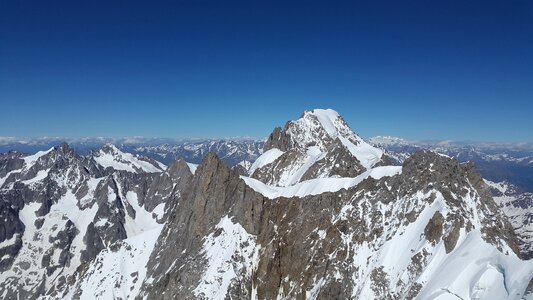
140;152;264;299
264;126;293;152
487;180;533;259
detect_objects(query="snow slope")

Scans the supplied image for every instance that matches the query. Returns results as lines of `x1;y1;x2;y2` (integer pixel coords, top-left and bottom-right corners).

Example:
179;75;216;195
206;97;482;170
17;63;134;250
193;216;257;299
74;226;163;300
288;109;383;168
248;148;284;175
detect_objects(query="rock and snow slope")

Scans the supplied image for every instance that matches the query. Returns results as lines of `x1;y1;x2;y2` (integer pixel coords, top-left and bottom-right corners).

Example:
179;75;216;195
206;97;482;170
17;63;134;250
251;109;391;187
0;109;532;300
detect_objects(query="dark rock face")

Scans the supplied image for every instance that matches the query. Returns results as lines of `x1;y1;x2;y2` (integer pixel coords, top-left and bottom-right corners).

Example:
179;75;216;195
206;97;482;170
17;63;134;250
42;220;78;276
401;151;520;255
0;199;24;271
140;153;264;299
0;151;24;185
251;148;303;184
142;159;193;215
300;139;366;181
424;211;444;244
264;126;293;152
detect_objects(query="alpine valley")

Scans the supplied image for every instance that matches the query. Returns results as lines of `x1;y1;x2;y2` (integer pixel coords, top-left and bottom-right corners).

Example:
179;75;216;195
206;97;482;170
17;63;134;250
1;109;532;300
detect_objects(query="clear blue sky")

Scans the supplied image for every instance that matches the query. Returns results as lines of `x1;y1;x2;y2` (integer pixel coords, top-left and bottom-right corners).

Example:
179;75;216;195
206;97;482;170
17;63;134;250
1;1;532;142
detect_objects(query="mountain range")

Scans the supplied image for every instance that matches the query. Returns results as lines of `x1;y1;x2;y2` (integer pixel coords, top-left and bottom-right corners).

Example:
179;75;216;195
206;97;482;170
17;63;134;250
0;109;532;299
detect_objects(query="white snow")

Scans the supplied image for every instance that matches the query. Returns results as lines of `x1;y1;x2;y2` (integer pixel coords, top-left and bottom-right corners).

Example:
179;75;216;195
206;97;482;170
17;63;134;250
338;135;383;169
418;230;533;300
249;148;284;175
193;216;257;300
0;193;99;297
250;109;386;186
54;191;100;267
113;179;161;238
77;226;163;300
313;109;340;138
242;166;402;199
152;203;165;221
0;234;19;249
21;169;49;185
484;179;510;195
237;160;252;173
122;191;161;237
22;147;53;167
0;170;20;187
310;109;383;169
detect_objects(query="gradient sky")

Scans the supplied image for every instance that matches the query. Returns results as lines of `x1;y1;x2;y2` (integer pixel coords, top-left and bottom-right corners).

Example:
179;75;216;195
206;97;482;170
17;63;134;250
1;1;532;142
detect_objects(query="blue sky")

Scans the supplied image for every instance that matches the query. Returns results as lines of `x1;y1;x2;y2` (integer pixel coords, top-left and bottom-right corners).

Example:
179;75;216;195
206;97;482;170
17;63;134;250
1;1;532;142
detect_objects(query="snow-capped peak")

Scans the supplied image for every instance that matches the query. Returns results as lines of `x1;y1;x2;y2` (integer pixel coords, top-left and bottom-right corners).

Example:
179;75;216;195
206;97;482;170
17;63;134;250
285;109;383;169
253;109;386;187
286;108;364;151
93;144;165;173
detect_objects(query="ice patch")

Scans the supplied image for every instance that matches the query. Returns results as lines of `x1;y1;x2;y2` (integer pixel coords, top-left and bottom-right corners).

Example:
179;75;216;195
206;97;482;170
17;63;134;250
187;163;198;174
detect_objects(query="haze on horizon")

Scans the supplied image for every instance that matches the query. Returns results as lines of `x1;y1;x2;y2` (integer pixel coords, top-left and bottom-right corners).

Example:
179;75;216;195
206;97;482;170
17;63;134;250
1;1;532;142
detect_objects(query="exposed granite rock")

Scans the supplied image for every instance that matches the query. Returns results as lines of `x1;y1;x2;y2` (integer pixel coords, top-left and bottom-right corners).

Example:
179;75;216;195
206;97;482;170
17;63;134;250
264;126;293;152
424;211;444;244
140;152;265;299
300;138;366;181
142;158;192;215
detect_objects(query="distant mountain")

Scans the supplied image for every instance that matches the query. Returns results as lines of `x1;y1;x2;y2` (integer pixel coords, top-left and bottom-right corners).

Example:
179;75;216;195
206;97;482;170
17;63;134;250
0;137;264;167
123;139;264;166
